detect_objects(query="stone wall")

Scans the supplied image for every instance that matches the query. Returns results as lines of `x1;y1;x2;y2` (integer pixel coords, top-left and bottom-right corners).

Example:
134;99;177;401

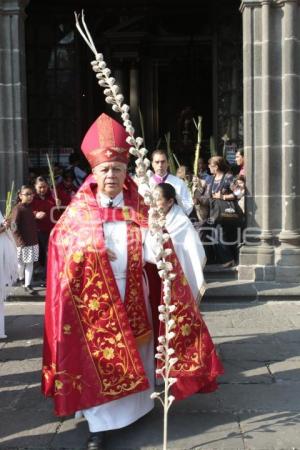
0;0;28;214
239;0;300;282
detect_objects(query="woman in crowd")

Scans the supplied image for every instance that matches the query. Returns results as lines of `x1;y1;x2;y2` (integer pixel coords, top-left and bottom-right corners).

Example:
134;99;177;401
195;156;242;267
0;211;18;337
10;185;39;294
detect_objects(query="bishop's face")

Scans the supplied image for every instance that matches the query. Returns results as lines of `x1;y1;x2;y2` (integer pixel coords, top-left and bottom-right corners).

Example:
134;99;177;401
93;161;127;198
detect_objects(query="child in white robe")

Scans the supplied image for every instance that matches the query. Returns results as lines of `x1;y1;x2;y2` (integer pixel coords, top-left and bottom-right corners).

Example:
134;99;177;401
154;182;207;303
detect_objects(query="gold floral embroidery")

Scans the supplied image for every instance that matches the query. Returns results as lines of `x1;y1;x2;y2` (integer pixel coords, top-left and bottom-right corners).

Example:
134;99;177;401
57;199;149;399
181;323;191;336
116;332;122;342
181;275;188;286
55;380;63;391
73;251;84;263
63;324;72;335
89;299;100;310
103;347;115;360
86;329;94;341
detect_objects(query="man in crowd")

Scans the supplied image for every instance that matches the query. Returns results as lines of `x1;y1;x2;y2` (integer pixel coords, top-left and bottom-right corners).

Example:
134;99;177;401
42;113;223;450
149;149;194;215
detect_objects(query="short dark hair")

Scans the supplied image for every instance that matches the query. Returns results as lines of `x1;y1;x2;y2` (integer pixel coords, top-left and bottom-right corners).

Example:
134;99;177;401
15;185;34;204
35;176;48;185
151;149;168;161
155;182;177;204
236;148;244;157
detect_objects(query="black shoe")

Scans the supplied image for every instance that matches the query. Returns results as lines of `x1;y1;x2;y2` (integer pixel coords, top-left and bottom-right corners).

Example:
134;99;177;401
24;285;35;295
86;432;105;450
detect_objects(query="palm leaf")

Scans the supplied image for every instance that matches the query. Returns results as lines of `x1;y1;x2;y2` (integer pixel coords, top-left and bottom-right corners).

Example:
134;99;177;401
164;132;177;175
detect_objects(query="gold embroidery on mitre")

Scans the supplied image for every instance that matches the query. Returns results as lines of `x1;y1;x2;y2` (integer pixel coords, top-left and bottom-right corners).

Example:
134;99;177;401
111;147;127;153
97;115;115;148
89;147;127;160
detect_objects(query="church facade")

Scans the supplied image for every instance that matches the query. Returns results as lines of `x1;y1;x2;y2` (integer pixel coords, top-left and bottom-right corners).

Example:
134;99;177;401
0;0;300;292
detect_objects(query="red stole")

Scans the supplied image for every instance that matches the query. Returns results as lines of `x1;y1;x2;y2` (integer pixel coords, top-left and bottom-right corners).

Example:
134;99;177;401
97;207;151;343
42;175;151;416
156;238;224;398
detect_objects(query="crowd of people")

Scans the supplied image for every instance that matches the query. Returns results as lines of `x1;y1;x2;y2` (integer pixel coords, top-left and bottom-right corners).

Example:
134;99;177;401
7;158;88;294
0;111;246;450
176;151;246;267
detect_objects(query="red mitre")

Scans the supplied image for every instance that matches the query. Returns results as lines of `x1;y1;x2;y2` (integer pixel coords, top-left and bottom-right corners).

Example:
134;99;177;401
81;113;130;168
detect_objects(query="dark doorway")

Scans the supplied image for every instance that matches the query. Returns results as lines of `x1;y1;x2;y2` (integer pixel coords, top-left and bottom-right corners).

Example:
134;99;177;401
25;0;242;170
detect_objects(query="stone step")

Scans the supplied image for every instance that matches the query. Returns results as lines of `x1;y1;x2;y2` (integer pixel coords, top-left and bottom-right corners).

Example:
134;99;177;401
6;278;300;303
204;264;238;280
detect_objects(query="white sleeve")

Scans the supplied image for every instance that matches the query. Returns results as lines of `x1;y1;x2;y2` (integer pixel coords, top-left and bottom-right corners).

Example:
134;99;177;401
142;229;158;264
178;181;194;215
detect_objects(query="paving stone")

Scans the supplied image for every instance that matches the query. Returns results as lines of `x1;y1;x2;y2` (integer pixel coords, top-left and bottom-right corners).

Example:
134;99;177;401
0;406;59;449
268;359;300;382
1;302;300;450
4;302;45;318
219;360;273;384
230;317;295;331
51;417;88;449
105;409;244;450
239;411;300;450
218;384;300;412
0;358;41;385
164;391;223;413
202;315;234;330
218;341;298;362
0;341;42;361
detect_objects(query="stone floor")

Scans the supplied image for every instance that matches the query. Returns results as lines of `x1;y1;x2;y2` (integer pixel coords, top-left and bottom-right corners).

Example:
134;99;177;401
0;300;300;450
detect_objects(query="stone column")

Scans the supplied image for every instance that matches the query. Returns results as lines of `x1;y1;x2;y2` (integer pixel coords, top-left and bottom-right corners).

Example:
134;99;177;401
275;0;300;281
239;0;300;282
0;0;29;214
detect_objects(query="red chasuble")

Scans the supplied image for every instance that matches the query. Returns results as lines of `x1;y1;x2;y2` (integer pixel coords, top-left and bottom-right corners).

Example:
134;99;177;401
42;174;151;416
42;174;223;416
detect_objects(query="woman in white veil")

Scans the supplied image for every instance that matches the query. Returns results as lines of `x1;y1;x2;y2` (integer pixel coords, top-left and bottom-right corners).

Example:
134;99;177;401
0;210;18;338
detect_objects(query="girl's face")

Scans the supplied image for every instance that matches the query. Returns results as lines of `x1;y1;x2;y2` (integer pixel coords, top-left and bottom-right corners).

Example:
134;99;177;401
19;188;34;204
235;152;244;167
35;181;48;196
155;189;174;214
208;162;217;175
